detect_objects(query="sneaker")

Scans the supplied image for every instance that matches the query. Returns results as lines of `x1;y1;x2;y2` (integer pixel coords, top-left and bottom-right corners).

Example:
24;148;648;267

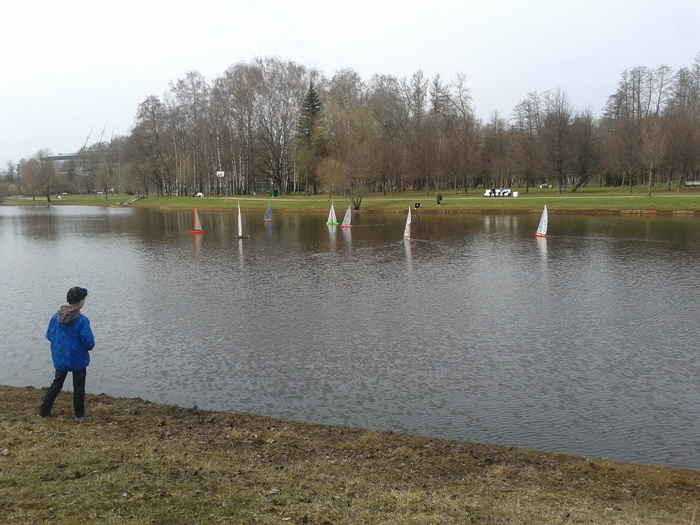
75;412;88;420
37;412;54;418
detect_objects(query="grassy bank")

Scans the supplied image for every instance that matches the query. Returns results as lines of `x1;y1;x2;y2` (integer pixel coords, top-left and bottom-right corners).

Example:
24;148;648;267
1;386;698;524
3;185;700;214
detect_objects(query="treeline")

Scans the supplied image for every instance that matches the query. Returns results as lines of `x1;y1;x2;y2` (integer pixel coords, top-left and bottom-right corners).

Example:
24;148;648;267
4;54;700;204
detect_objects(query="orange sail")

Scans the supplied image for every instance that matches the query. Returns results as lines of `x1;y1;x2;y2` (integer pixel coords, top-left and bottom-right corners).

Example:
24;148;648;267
190;204;203;234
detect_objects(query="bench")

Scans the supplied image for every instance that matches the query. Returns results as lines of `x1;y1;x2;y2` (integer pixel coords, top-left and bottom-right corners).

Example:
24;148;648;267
484;189;512;197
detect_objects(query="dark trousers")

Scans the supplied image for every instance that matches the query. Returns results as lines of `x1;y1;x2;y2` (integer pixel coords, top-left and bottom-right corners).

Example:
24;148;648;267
39;368;87;417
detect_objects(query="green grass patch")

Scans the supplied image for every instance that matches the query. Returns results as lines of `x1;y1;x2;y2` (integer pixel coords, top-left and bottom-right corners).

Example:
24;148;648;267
3;186;700;214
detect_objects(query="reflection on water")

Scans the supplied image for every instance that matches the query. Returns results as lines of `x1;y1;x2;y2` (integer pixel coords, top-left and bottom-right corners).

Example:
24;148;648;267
536;236;548;260
404;239;412;270
1;205;699;470
193;231;201;258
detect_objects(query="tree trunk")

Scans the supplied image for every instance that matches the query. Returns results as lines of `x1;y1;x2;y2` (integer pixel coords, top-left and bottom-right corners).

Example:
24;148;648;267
571;171;587;193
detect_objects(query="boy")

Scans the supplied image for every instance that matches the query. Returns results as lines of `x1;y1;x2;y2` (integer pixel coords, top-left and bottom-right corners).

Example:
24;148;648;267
38;286;95;419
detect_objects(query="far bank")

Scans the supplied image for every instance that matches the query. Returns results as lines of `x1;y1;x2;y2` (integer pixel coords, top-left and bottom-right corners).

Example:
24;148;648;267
3;186;700;215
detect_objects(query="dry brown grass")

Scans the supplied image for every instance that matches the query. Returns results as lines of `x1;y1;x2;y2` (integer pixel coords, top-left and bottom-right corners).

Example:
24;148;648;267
1;385;698;524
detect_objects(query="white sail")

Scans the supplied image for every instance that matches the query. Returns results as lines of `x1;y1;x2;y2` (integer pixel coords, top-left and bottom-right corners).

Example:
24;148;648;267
341;205;352;227
236;202;248;238
403;206;412;239
535;205;548;237
327;202;338;224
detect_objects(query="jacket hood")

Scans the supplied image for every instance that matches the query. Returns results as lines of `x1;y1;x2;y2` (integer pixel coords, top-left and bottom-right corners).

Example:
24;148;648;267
56;305;81;325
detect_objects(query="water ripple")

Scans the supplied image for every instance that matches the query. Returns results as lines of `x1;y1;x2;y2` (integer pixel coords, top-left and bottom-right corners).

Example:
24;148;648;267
1;207;698;469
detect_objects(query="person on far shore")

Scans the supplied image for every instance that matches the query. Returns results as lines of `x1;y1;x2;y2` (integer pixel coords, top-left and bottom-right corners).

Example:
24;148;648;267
38;287;95;420
436;193;443;206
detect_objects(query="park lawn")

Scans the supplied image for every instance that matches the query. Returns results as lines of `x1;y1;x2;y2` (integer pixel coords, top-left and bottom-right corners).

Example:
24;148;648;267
3;186;700;214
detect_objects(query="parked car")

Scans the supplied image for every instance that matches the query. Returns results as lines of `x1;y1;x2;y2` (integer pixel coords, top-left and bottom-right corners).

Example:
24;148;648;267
194;192;204;197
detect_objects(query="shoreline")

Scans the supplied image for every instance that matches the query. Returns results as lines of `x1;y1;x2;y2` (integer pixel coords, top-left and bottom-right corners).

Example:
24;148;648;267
1;385;698;524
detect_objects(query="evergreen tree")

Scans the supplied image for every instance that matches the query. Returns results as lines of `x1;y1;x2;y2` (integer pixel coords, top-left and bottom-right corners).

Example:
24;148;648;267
296;82;325;194
298;81;323;141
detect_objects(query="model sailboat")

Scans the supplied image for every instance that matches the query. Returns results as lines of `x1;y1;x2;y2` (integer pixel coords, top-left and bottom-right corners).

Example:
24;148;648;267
341;205;352;228
403;206;412;239
263;203;272;223
235;202;249;239
535;205;548;238
189;204;203;234
326;202;338;225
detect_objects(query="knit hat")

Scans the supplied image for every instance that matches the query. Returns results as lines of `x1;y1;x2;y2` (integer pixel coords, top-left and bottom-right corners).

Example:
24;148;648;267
67;286;88;304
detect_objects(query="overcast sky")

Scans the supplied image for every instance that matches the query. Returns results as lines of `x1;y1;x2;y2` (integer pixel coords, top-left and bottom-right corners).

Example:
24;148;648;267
1;0;699;164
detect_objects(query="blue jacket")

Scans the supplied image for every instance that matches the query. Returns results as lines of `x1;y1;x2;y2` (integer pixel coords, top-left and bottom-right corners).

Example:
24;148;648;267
46;306;95;371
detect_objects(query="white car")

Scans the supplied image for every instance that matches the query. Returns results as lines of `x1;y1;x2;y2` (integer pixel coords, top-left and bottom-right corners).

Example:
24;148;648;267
194;192;204;197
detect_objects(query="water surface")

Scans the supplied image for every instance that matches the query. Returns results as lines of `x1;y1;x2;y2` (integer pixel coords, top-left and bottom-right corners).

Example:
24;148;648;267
1;205;698;469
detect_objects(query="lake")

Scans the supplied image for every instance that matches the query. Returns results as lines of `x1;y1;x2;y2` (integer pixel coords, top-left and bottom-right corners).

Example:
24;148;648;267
1;204;698;470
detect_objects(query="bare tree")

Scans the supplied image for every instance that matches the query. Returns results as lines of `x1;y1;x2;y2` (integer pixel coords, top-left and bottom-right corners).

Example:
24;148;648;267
663;109;700;191
540;89;574;193
169;71;213;194
402;71;428;126
316;157;346;200
130;95;175;196
512;92;543;191
446;73;474;122
19;151;56;201
640;115;665;195
441;114;477;193
367;74;409;194
481;112;514;189
327;68;365;109
342;105;380;208
603;116;642;190
214;62;264;195
570;108;600;192
322;100;380;207
19;158;41;200
252;57;309;194
667;57;700;113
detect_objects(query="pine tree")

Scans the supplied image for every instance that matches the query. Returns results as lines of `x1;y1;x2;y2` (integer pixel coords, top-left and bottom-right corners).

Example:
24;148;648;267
296;82;325;194
298;81;323;142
